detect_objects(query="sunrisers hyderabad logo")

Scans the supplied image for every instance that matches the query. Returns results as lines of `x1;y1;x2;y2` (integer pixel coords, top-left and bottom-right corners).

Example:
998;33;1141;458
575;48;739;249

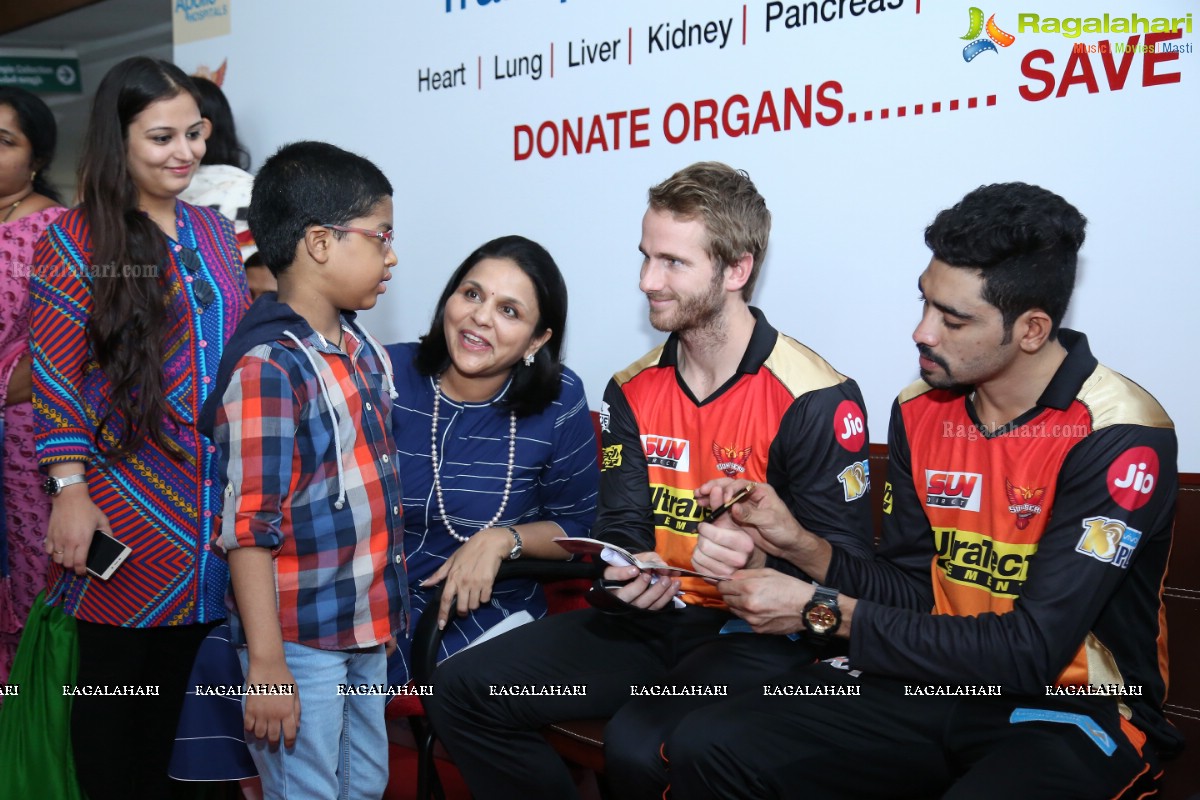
1005;479;1045;530
834;400;866;452
1107;447;1159;511
602;444;622;472
1076;516;1142;569
712;443;752;478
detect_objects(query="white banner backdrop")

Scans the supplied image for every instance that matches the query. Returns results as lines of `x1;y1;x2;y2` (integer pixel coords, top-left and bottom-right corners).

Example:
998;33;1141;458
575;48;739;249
177;0;1200;469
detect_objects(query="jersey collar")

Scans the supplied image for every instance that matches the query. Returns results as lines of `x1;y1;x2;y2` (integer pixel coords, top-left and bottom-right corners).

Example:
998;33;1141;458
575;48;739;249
658;306;778;376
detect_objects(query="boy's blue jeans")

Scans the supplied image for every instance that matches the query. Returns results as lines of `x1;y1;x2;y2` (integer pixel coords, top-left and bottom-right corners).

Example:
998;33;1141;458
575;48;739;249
239;642;388;800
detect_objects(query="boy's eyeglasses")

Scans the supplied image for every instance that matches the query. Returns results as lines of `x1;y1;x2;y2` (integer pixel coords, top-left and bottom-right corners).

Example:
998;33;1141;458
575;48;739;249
321;224;395;253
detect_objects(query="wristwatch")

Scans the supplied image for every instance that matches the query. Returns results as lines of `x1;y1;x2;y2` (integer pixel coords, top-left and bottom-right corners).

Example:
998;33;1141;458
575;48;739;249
803;585;842;639
504;526;523;560
41;473;87;497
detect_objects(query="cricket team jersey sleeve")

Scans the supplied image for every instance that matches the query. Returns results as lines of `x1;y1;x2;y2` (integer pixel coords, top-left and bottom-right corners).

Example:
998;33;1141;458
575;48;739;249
593;372;657;554
764;376;875;578
841;347;1179;753
825;395;939;612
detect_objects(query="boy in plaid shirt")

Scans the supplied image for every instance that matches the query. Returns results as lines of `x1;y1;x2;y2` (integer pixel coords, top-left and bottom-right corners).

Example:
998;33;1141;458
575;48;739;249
199;141;407;799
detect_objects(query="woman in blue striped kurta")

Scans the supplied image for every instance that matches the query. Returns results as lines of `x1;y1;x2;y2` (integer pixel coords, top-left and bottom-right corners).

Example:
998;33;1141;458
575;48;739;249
29;58;247;800
385;235;599;691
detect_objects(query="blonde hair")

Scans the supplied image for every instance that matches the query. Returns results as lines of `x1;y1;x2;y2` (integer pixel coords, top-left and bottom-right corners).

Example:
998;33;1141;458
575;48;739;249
648;161;771;299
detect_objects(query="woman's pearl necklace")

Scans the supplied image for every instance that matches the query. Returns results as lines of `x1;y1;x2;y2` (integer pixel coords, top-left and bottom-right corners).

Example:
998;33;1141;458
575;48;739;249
430;376;517;544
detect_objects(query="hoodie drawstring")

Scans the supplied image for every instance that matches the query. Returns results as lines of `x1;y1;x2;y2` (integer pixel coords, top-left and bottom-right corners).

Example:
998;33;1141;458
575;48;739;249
360;327;398;401
282;330;348;510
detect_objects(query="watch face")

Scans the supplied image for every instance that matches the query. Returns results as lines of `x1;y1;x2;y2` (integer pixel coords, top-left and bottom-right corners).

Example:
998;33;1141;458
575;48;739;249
806;604;838;634
42;476;58;496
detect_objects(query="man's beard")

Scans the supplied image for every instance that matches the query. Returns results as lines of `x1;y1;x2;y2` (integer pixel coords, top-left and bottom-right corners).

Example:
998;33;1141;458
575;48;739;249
647;272;725;334
917;344;967;390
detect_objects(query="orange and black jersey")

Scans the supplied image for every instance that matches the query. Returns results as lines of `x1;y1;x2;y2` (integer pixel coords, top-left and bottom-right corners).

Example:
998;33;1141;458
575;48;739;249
596;308;874;608
826;330;1181;756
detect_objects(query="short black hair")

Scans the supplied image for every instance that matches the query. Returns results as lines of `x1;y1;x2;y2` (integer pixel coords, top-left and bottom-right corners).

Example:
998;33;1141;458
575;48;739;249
0;86;62;203
925;182;1086;338
192;76;249;169
248;140;392;276
415;235;568;417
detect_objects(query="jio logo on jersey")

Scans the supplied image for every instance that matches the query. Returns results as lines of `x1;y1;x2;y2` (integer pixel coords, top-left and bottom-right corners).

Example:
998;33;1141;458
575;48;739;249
834;400;866;452
1106;446;1159;511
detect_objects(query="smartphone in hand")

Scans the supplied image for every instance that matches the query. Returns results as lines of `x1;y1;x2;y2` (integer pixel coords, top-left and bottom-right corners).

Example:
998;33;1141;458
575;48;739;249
86;530;131;580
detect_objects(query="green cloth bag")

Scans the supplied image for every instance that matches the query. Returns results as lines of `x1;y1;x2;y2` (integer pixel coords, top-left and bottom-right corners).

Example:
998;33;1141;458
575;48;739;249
0;590;84;800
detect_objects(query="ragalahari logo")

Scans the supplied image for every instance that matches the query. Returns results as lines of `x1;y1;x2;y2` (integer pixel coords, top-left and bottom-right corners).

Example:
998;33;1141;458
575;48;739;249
961;7;1016;62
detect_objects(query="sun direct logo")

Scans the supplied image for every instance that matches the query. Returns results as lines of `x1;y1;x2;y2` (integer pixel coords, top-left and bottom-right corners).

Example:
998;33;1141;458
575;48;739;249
1107;446;1159;511
642;435;690;471
926;471;983;511
961;7;1016;62
834;400;866;452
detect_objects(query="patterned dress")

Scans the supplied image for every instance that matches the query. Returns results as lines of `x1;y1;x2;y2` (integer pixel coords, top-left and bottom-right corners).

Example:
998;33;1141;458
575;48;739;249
30;202;249;626
384;342;600;688
0;206;65;685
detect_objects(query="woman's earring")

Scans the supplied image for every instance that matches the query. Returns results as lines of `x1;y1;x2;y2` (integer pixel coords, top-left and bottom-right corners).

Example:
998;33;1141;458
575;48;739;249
523;352;535;366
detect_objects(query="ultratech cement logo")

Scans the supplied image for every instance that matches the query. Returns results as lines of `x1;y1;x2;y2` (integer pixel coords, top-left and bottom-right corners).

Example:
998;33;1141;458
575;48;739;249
925;471;983;511
649;484;704;533
642;435;691;471
933;528;1036;597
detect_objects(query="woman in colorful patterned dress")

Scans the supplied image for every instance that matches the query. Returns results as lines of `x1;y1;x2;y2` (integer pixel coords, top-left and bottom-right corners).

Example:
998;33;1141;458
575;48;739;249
0;86;66;689
30;57;248;800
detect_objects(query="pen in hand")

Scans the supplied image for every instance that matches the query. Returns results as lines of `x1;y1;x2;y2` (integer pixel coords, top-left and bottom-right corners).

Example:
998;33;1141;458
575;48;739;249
705;482;757;522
